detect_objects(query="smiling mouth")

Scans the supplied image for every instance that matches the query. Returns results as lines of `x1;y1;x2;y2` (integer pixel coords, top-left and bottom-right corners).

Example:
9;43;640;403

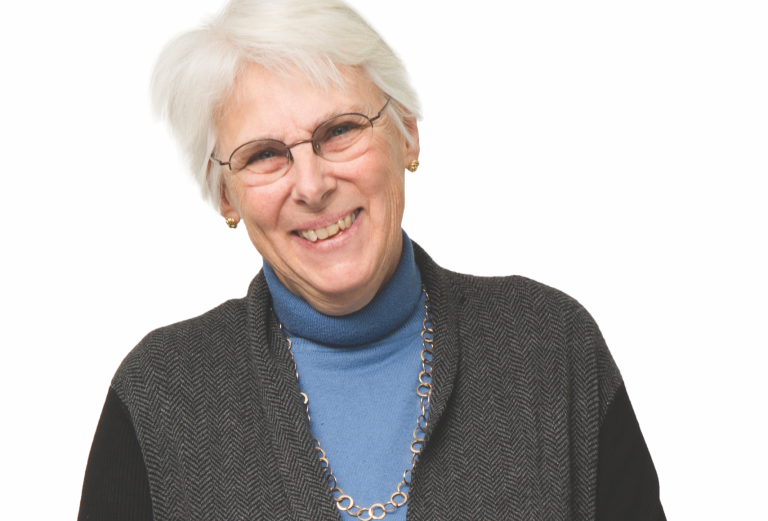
295;209;361;242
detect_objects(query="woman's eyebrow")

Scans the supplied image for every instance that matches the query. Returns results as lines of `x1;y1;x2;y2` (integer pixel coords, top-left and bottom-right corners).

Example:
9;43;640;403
309;103;371;128
235;103;374;146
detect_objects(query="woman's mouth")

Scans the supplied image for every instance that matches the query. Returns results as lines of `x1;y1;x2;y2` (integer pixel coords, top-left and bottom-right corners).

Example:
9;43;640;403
295;209;360;242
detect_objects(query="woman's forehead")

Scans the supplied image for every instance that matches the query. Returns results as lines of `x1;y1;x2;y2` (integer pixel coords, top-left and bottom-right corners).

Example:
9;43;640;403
230;66;376;121
218;63;382;144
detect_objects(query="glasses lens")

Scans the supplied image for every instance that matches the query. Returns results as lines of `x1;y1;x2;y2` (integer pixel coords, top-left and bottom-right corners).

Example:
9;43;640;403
313;114;373;162
231;140;289;182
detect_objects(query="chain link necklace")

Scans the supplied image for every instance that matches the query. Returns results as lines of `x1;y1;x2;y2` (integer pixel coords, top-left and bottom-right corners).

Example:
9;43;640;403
277;285;434;521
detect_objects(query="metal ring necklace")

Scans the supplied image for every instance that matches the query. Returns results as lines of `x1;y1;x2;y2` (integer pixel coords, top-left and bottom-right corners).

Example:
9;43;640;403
277;285;434;520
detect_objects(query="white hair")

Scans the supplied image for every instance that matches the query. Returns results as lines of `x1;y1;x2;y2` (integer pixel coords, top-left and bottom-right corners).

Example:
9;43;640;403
151;0;422;211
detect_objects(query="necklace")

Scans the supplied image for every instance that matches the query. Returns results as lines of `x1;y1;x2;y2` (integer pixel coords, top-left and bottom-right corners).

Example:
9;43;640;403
277;285;434;521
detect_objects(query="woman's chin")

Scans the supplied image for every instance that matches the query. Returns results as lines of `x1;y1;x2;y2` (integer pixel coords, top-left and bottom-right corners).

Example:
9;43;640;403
302;264;377;304
276;209;401;313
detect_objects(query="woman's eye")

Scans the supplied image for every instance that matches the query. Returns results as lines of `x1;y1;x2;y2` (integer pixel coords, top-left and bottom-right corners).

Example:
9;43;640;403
247;149;278;164
330;124;351;137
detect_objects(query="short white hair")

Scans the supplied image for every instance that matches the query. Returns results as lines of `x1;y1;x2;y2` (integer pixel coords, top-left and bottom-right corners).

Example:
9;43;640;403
151;0;422;211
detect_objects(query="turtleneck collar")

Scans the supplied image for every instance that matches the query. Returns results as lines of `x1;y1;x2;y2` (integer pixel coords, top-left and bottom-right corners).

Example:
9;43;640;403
263;230;422;346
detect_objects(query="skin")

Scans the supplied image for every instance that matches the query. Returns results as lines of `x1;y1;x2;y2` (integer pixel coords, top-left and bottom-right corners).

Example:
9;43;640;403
217;64;420;316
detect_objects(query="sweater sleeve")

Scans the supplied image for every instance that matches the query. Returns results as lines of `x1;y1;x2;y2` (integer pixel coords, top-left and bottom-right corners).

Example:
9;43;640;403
596;383;666;520
78;387;154;521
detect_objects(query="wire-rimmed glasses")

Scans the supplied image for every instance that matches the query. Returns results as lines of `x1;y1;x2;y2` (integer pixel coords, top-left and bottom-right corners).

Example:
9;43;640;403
210;97;391;186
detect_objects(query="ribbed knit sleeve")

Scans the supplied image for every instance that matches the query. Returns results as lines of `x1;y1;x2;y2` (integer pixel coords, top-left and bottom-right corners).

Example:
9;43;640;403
78;387;153;521
596;383;666;520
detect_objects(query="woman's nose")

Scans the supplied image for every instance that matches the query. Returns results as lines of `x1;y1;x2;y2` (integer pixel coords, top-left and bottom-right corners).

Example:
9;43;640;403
288;143;337;208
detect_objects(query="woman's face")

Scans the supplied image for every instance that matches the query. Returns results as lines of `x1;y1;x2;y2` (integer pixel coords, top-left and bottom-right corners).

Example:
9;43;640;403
217;65;419;315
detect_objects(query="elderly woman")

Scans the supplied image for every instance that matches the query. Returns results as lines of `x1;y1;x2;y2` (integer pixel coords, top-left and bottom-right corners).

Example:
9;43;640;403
78;1;664;520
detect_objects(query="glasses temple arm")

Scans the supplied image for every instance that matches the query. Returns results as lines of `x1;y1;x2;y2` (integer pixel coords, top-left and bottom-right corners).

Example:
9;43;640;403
209;155;230;168
369;96;392;123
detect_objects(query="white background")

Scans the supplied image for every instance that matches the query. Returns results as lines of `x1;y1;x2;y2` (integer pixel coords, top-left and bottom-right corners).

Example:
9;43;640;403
1;0;766;519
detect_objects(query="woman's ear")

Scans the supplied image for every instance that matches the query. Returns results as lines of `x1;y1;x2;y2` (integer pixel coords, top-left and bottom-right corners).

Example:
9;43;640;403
218;174;240;222
403;116;420;167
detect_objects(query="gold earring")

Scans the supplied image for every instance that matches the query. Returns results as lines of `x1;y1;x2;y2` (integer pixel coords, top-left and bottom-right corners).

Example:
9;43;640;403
225;217;238;229
407;160;420;172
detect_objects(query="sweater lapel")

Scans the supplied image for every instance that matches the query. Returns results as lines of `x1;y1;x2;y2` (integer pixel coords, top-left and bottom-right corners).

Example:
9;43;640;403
411;241;462;441
245;272;341;521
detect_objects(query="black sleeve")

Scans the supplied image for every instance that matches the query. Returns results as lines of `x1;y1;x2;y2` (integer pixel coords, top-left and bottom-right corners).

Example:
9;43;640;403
596;383;666;521
78;387;154;521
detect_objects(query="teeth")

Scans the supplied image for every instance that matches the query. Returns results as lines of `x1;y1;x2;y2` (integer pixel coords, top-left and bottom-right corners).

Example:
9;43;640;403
298;210;359;242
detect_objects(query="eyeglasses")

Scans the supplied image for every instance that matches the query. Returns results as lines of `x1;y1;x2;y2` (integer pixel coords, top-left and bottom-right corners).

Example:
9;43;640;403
210;97;391;186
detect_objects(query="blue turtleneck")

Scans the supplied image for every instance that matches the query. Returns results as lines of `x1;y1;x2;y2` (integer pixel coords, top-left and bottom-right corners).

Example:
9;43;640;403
263;231;426;520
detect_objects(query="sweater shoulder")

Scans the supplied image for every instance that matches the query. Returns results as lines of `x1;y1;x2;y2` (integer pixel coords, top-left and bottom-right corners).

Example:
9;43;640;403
441;268;584;315
110;296;249;399
436;266;601;348
441;268;623;421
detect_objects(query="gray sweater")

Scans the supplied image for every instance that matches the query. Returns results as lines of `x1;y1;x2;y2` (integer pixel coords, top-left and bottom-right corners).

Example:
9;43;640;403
82;241;664;520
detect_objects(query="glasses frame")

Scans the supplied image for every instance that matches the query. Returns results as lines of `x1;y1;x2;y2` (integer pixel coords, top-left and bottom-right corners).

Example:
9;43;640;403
210;96;391;174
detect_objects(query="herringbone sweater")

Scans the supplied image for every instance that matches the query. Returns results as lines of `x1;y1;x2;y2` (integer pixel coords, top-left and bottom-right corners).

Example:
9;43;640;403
83;242;665;520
